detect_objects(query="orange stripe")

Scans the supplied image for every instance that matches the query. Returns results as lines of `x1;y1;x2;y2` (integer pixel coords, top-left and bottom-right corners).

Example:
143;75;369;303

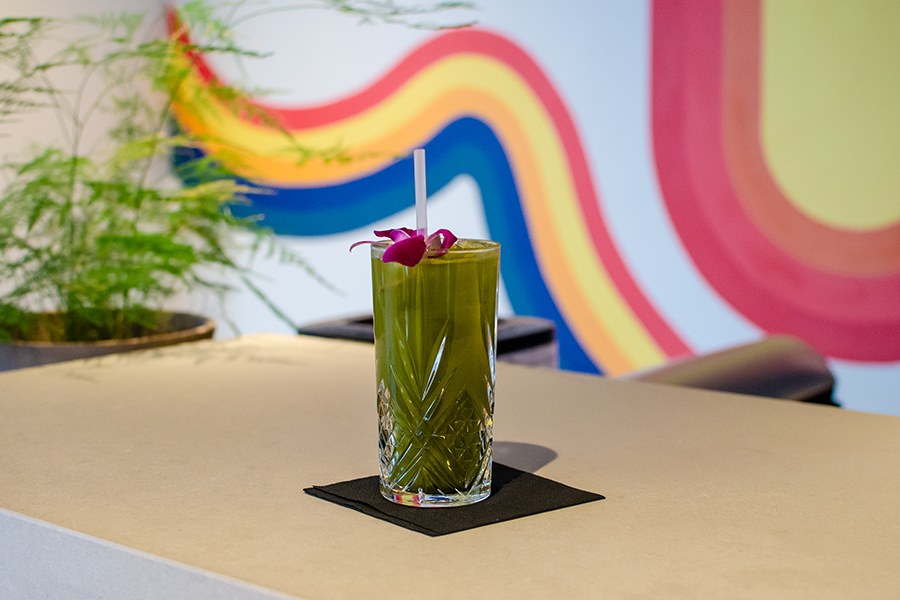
722;0;900;276
172;46;665;371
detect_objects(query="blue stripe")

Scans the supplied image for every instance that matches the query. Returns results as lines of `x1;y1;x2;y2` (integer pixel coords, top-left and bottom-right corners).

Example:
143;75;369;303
173;117;600;374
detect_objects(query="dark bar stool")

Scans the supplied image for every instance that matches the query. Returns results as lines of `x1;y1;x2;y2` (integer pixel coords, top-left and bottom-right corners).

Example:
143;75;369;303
299;317;837;405
298;314;559;368
622;335;838;406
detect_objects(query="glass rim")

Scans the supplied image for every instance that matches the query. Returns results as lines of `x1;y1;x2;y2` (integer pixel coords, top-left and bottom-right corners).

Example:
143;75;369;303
370;238;500;257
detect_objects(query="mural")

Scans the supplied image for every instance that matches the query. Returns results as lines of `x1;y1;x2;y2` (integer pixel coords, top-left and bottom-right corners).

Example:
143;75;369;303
653;1;899;362
170;0;900;413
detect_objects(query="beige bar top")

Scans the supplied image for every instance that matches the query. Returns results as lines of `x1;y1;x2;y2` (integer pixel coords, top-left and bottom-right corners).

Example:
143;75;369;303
1;334;899;599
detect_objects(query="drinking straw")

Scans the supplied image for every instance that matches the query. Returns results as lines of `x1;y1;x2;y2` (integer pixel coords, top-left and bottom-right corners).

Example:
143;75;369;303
414;148;427;238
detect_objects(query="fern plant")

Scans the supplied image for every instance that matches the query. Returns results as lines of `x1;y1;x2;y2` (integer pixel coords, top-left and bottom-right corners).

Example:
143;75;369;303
0;1;474;343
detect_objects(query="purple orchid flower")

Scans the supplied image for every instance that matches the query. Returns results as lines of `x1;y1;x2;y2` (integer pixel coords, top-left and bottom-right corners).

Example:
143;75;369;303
350;228;458;267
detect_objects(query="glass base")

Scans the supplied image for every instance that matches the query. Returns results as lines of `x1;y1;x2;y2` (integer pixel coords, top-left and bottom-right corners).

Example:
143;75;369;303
380;484;491;508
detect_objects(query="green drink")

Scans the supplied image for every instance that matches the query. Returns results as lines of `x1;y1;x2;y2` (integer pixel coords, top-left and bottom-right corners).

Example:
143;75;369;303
371;239;500;507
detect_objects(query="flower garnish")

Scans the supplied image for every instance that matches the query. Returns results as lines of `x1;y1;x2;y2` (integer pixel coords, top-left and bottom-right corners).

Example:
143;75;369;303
350;228;458;267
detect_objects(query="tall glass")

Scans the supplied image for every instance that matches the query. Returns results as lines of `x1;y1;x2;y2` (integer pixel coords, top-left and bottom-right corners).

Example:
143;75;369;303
371;239;500;507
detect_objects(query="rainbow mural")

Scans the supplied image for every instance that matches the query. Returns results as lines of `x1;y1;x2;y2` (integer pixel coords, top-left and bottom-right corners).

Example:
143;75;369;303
170;1;900;400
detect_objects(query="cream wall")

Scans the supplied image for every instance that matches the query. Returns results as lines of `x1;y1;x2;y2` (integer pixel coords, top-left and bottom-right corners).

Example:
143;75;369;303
5;0;899;415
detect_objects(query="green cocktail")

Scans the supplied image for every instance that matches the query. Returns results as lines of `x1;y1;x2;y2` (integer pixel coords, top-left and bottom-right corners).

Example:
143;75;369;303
371;239;500;507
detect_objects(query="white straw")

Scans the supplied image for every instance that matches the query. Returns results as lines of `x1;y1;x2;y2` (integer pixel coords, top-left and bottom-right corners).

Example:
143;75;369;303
414;148;427;237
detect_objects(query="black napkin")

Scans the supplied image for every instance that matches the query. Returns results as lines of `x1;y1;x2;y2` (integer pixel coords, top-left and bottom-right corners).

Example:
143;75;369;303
304;462;604;537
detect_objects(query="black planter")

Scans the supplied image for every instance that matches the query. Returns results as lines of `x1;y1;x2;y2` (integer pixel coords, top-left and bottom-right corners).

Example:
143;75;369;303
0;312;215;372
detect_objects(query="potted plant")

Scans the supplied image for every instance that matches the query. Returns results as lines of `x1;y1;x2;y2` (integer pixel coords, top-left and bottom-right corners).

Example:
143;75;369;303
0;4;289;370
0;1;473;370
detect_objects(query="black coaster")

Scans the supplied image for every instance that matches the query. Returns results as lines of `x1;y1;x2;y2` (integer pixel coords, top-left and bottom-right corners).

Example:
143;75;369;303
304;463;604;537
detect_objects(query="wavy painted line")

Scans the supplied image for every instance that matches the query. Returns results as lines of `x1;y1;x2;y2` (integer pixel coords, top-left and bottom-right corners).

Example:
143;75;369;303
723;0;900;276
170;20;690;372
651;0;900;361
176;116;602;373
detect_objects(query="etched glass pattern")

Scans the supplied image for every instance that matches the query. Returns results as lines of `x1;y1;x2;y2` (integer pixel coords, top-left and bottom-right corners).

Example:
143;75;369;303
372;240;499;507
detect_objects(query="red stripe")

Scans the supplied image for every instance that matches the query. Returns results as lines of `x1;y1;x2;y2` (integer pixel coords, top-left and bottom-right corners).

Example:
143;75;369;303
172;11;689;357
651;0;900;361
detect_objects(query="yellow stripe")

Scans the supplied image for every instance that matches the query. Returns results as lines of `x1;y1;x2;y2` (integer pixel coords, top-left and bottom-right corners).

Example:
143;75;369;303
454;72;665;372
762;0;900;229
175;54;666;371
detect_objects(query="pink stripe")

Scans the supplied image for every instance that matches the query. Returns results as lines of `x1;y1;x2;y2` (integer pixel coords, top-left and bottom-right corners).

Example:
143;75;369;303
651;0;900;360
174;12;690;357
